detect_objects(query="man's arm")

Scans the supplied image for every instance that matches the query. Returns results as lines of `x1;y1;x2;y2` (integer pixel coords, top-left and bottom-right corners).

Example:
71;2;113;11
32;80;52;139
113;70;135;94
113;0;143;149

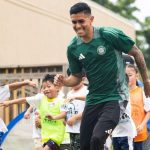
8;80;36;91
55;74;82;87
128;45;150;97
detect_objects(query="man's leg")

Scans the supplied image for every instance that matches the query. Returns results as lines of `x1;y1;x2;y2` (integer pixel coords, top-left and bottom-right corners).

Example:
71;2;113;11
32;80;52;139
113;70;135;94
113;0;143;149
90;101;120;150
80;104;103;150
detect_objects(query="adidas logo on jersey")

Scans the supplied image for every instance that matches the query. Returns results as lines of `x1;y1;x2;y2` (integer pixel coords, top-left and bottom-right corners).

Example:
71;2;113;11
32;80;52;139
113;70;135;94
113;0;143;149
79;53;85;60
105;129;112;135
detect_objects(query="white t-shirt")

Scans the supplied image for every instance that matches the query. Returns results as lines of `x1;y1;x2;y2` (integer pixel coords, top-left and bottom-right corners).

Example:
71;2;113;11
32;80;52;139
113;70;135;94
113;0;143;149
31;108;41;139
143;91;150;112
26;93;44;109
63;85;88;133
0;118;8;133
112;100;137;138
0;85;10;102
0;85;10;133
26;94;44;139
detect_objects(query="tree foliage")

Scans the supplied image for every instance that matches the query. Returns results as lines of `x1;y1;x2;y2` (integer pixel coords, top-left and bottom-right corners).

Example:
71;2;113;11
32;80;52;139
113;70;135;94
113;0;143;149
92;0;150;69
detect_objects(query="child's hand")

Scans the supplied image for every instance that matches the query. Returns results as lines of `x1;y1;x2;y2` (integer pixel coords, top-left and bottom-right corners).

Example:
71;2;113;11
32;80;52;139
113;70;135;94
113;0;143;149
67;116;77;126
64;98;74;103
35;117;41;128
137;124;144;133
0;101;11;107
45;113;55;120
24;111;30;119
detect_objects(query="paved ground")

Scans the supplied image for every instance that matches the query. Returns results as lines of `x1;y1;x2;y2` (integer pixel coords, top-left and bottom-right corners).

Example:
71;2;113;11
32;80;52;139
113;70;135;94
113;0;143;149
2;118;35;150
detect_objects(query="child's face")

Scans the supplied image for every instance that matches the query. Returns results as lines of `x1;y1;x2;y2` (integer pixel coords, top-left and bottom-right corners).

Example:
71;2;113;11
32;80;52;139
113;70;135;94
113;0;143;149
126;67;138;87
42;81;58;98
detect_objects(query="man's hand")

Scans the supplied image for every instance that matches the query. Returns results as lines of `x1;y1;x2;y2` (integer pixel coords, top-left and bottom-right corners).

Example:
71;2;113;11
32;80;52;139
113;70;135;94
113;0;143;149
143;80;150;97
54;74;64;86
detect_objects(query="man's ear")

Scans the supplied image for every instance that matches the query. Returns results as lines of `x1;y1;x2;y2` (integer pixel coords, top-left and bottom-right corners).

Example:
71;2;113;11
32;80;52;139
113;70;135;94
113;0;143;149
90;16;94;22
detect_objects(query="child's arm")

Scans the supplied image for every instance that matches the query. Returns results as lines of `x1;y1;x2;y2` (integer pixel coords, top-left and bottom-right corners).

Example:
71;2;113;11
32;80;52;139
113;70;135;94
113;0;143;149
24;106;33;119
137;111;150;133
66;96;86;103
46;111;67;120
67;112;82;126
8;80;36;91
71;96;86;101
35;114;41;128
0;98;26;107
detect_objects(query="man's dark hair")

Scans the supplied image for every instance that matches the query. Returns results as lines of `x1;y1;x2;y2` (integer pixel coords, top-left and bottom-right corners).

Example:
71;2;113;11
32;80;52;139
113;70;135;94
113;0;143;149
70;2;91;15
42;74;55;83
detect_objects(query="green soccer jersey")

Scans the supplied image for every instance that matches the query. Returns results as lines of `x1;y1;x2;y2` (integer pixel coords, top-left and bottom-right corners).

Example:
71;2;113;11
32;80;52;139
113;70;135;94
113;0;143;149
67;27;135;105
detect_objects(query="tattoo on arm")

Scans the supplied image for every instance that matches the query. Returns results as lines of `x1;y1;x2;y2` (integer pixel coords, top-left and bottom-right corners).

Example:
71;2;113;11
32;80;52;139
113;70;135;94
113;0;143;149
128;45;149;82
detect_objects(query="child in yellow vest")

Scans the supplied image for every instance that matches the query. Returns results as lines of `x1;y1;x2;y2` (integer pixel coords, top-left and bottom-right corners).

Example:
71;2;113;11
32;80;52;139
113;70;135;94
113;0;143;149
126;64;150;150
0;74;66;150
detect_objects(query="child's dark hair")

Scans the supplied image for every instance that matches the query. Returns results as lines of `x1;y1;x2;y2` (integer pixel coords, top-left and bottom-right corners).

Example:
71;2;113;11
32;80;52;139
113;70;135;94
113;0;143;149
126;64;138;73
70;2;91;15
42;74;55;83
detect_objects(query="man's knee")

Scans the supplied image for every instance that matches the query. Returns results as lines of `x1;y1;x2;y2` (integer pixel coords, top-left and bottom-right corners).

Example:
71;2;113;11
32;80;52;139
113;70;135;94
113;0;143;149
91;134;106;145
90;135;106;150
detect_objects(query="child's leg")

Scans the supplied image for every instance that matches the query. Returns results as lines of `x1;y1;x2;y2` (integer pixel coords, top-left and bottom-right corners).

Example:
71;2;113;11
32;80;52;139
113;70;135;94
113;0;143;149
143;130;150;150
104;136;112;150
112;137;120;150
43;145;52;150
34;138;43;150
60;143;71;150
133;142;143;150
70;133;80;150
113;137;133;150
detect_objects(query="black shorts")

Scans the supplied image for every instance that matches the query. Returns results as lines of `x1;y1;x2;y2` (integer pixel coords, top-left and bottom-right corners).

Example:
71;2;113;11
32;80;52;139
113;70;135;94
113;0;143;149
43;140;60;150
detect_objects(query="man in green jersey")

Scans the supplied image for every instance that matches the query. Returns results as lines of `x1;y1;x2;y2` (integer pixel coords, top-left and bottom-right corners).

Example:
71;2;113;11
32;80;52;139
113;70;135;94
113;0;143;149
54;2;150;150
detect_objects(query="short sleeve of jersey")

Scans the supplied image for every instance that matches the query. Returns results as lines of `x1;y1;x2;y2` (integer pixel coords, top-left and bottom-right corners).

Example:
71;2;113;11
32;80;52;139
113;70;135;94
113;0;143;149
67;39;82;74
26;93;44;109
0;85;10;102
100;27;135;53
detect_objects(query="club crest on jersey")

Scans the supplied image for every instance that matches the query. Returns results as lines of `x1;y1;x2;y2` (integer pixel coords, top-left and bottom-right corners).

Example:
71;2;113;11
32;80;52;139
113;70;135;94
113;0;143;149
97;46;106;55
